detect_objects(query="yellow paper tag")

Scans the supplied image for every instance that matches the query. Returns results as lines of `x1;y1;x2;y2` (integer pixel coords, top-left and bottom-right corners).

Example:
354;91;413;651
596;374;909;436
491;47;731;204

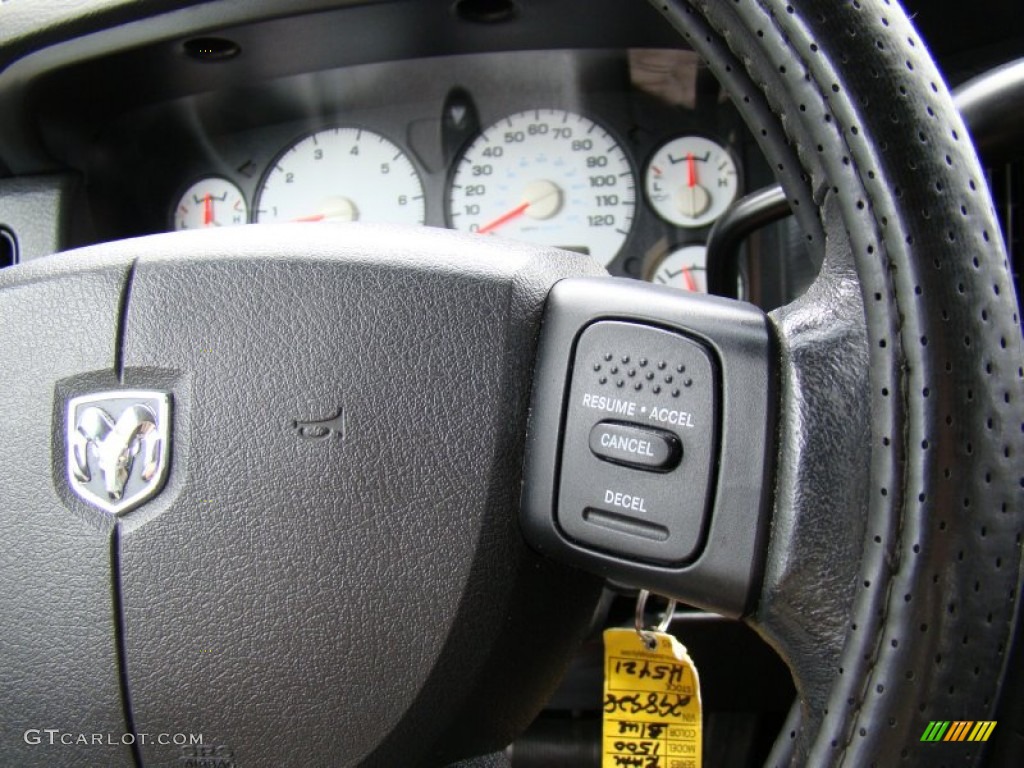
602;627;702;768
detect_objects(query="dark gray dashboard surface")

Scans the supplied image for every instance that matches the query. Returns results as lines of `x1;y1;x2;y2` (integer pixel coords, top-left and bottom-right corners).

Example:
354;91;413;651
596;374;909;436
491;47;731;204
0;1;806;309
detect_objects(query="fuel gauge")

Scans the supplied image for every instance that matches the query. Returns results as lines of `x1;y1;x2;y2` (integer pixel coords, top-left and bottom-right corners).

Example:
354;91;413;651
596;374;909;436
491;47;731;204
173;177;248;231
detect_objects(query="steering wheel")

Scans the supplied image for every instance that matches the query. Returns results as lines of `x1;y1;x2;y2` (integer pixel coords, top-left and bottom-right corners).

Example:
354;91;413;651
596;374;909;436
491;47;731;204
0;1;1020;766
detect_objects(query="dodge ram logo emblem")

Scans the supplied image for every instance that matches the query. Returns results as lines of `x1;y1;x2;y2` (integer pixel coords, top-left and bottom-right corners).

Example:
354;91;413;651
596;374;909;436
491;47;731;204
66;390;171;515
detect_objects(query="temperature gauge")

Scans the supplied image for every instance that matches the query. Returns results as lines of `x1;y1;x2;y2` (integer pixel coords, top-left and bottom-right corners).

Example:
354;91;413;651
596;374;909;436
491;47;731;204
645;136;738;228
173;177;248;230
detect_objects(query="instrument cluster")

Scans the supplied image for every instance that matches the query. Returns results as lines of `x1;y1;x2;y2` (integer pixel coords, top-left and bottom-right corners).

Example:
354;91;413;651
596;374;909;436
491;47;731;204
158;49;755;295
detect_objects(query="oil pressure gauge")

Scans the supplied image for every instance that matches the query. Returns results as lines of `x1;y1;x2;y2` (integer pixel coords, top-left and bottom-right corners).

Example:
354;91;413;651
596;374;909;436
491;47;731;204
645;136;739;229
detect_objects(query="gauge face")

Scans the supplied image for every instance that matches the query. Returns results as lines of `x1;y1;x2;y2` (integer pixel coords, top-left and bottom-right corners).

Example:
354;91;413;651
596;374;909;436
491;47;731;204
448;109;636;266
651;245;711;292
649;244;745;297
645;136;739;228
173;177;248;230
255;128;425;225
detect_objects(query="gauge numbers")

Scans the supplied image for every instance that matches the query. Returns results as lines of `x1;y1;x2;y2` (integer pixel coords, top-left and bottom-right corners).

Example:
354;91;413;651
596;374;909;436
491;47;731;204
256;128;425;225
645;136;738;228
448;109;635;266
173;177;247;230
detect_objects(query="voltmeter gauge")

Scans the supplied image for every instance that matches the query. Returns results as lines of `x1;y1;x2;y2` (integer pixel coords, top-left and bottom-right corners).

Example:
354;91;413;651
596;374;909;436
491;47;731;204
649;244;744;297
173;177;248;230
645;136;739;228
650;244;711;293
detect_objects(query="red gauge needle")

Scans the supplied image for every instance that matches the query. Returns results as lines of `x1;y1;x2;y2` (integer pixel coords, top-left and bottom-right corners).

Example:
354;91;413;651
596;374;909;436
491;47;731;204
686;152;697;188
681;267;698;292
202;193;214;227
292;213;326;222
477;202;530;235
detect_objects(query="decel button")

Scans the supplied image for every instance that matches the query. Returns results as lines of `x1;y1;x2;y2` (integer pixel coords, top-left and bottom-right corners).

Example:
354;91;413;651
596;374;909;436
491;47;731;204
588;421;681;471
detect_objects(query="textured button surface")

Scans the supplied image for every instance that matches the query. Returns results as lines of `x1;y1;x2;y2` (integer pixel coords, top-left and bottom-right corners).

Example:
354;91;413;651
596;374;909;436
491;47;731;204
558;320;717;565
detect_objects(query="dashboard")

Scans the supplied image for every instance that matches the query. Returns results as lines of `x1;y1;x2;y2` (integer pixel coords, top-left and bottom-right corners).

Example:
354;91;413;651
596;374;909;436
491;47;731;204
0;0;1014;308
0;0;826;310
28;46;791;302
94;49;766;293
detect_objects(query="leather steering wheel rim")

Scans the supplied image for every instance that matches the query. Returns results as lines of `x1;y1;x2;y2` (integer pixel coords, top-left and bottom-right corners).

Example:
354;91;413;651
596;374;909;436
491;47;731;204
652;0;1023;764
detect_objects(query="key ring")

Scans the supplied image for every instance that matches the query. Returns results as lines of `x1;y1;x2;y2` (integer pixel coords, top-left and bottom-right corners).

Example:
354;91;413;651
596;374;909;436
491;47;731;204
634;589;677;651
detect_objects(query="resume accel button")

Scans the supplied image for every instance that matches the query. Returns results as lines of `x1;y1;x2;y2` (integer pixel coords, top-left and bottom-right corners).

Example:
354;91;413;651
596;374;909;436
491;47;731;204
588;421;681;472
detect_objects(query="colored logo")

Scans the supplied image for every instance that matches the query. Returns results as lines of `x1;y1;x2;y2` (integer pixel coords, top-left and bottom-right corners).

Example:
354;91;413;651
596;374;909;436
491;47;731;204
920;721;997;742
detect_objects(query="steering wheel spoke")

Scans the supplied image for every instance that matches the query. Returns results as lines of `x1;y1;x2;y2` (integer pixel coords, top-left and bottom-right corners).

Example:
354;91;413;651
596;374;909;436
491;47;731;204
521;278;775;617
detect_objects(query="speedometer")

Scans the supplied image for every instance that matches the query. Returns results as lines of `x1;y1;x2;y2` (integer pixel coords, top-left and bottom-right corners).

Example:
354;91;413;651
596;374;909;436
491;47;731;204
255;127;425;225
448;109;635;266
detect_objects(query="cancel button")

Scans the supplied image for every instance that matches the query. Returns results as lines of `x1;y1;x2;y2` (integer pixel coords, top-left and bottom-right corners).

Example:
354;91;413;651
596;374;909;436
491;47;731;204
588;421;682;472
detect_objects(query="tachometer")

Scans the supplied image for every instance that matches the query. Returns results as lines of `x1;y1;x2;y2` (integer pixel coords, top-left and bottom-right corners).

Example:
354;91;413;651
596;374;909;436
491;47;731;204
448;109;635;266
255;127;425;225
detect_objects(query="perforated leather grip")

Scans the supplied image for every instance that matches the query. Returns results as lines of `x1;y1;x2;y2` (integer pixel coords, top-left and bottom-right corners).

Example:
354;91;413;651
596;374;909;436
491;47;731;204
651;0;1024;764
